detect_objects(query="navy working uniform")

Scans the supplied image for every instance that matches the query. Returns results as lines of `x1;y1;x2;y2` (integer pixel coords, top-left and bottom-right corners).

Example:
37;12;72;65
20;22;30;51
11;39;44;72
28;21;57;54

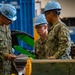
34;14;48;59
0;25;18;75
45;20;72;59
35;38;47;59
0;4;18;75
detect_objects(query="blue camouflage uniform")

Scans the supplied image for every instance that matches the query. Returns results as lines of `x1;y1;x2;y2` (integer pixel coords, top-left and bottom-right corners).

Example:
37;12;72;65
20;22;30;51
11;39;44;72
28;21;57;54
0;25;18;75
45;20;72;59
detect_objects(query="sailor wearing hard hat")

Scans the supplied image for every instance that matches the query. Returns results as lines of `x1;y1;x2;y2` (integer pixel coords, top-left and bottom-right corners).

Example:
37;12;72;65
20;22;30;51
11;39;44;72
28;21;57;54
0;4;18;75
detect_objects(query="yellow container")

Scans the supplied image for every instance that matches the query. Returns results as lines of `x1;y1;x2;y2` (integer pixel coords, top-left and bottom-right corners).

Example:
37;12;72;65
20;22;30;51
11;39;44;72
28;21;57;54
34;27;39;42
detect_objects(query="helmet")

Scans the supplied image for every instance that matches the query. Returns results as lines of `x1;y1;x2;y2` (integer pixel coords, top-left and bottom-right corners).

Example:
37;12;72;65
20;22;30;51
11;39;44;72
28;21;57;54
0;4;17;21
34;14;48;26
44;1;62;12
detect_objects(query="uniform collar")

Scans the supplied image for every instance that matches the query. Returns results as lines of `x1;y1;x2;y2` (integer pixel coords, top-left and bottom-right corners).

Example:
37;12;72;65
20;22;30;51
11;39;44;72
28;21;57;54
48;19;61;32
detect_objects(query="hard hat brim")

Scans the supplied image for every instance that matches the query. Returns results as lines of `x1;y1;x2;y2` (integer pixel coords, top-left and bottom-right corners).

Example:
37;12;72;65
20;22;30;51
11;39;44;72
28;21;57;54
0;12;17;21
43;9;62;13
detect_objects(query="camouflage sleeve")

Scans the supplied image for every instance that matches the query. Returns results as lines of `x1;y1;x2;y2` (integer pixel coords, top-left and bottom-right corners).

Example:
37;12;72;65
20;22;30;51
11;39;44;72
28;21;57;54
0;35;8;59
34;41;38;59
54;25;70;58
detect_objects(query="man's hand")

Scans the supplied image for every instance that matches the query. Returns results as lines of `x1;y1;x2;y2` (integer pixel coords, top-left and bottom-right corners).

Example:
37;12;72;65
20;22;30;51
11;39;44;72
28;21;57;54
7;54;17;60
48;56;56;59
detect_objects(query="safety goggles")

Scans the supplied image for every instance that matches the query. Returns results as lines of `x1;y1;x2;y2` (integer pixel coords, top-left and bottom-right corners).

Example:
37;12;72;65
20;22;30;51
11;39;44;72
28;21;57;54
35;25;44;29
